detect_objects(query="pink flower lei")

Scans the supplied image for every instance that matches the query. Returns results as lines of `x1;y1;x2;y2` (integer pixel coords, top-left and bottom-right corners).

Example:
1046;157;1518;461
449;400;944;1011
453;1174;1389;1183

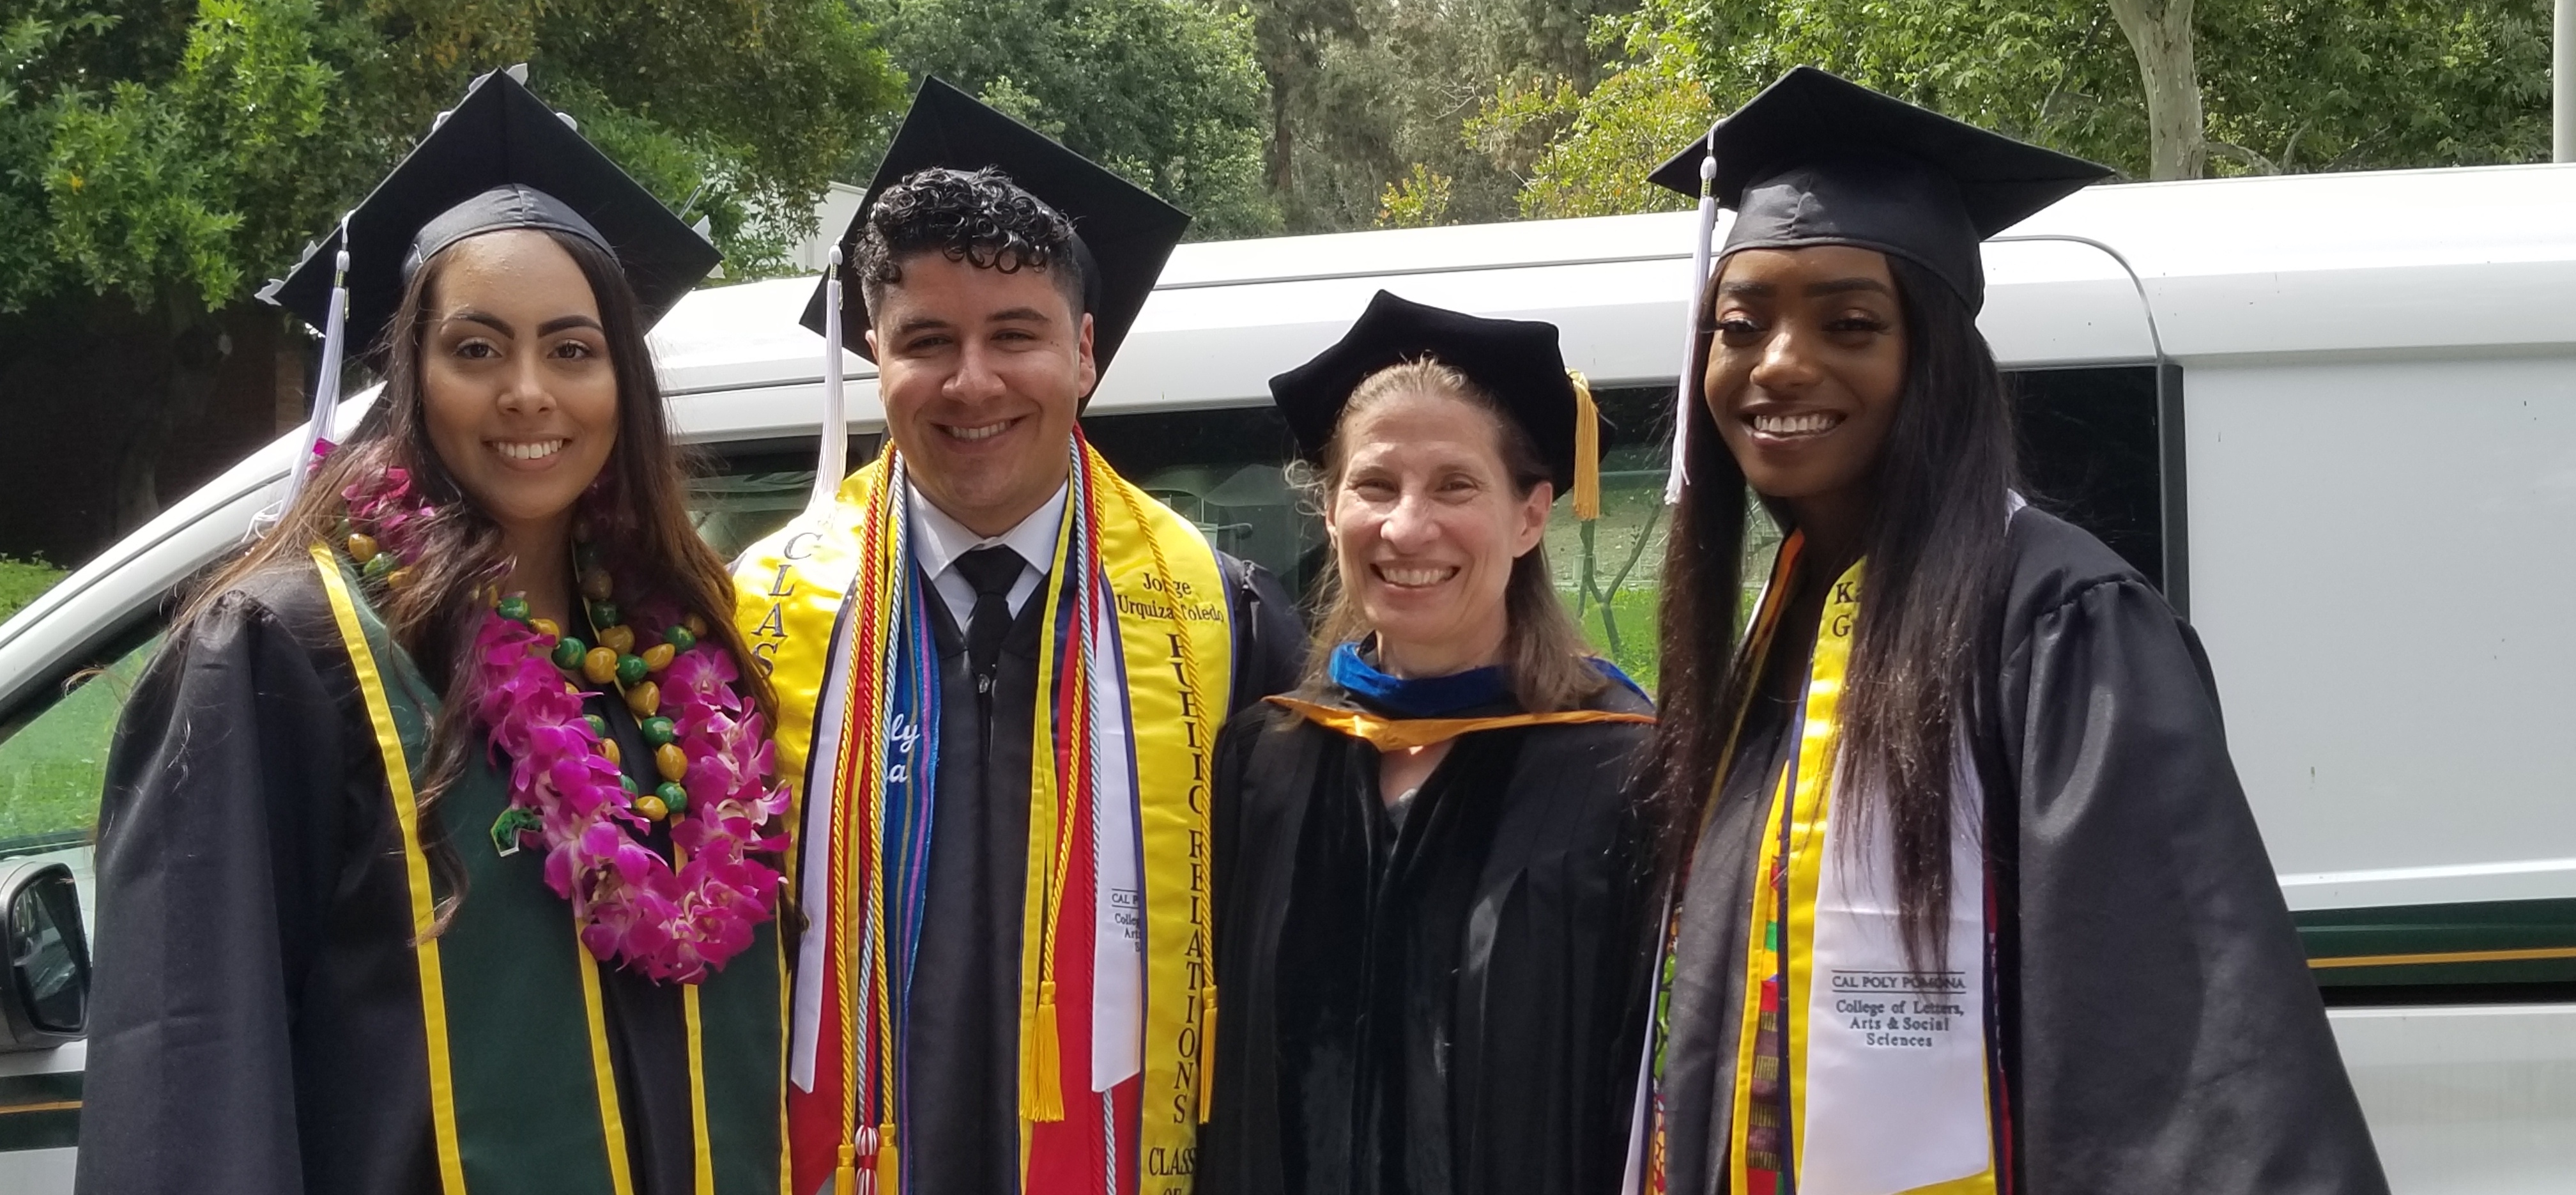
345;468;792;983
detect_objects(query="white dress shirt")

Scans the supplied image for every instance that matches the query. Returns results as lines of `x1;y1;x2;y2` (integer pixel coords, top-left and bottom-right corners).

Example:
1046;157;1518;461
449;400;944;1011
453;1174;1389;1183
907;480;1069;627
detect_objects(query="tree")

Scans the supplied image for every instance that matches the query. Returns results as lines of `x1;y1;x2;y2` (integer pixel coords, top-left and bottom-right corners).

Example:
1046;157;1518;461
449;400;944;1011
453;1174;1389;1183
2110;0;2207;178
1242;0;1660;232
0;0;901;557
1467;4;1713;219
868;0;1278;237
1491;0;2553;217
1236;0;1363;204
2197;0;2552;174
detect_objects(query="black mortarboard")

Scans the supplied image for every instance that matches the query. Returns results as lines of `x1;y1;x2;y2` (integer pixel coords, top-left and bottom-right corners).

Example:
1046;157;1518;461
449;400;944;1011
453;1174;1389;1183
259;66;718;346
801;77;1190;376
253;66;716;516
1648;66;2113;311
1268;291;1607;518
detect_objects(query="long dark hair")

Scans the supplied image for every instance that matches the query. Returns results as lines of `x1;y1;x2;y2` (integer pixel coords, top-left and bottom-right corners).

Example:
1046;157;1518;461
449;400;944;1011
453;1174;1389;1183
185;229;770;929
1295;358;1608;714
1648;254;2016;971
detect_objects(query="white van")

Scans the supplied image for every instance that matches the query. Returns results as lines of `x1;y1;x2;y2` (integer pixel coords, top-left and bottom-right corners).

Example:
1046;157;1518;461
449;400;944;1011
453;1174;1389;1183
3;162;2572;1191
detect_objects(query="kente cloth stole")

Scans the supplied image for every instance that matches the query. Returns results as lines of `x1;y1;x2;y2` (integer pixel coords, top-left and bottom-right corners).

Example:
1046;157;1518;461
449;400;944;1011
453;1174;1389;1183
314;546;789;1195
1632;534;1997;1195
746;435;1232;1195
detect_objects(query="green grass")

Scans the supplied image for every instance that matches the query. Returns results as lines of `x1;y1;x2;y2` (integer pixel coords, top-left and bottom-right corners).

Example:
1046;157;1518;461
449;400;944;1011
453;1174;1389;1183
1572;583;1660;691
0;555;68;622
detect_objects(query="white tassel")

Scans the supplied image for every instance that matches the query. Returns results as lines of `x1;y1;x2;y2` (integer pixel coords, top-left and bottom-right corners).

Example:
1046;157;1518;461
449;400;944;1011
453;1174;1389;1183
1665;139;1720;505
810;245;850;516
276;215;352;520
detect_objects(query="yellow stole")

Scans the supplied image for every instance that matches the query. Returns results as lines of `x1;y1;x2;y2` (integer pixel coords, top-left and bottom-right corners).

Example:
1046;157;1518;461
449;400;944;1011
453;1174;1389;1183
737;436;1232;1194
1719;540;1995;1195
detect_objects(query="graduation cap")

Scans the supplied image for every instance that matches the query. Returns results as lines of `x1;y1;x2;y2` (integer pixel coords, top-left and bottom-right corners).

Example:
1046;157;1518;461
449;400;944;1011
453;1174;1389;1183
802;77;1188;367
256;66;719;513
795;76;1191;512
1650;66;2112;309
1268;291;1607;520
1646;66;2112;498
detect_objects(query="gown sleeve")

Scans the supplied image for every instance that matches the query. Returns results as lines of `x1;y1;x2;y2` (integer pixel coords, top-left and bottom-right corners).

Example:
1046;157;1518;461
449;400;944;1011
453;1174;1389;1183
75;582;368;1195
1999;574;2389;1194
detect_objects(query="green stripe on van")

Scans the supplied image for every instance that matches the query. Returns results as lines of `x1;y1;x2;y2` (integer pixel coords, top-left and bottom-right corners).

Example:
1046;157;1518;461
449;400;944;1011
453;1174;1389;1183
0;1070;80;1152
2299;897;2576;986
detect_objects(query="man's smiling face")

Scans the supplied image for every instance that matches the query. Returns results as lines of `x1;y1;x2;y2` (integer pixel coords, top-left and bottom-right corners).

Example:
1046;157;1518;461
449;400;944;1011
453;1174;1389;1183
868;251;1096;537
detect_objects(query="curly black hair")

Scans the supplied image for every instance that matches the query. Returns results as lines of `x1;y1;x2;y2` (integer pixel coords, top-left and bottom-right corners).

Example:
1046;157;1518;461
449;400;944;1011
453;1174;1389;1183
854;166;1087;323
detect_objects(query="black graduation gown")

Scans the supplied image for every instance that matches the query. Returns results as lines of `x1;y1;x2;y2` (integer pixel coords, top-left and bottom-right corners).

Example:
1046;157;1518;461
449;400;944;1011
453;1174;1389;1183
1199;681;1659;1195
898;551;1305;1195
1653;509;2388;1194
74;565;739;1194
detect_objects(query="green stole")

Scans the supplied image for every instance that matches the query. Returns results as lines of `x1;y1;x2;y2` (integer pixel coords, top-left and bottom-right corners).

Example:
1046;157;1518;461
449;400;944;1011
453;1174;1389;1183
311;547;788;1195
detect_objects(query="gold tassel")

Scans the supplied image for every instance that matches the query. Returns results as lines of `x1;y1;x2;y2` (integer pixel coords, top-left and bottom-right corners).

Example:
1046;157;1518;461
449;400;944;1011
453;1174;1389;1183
834;1141;856;1195
1029;981;1066;1122
1197;984;1219;1123
1569;370;1602;521
874;1123;898;1192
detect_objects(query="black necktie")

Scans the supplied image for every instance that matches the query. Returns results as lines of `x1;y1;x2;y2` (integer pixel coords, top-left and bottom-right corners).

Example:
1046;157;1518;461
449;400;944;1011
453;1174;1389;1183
954;545;1023;685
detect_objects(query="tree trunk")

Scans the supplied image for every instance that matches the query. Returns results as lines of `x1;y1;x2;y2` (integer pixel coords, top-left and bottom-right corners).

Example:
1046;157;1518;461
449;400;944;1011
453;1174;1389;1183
2108;0;2207;180
1268;69;1296;195
111;292;230;534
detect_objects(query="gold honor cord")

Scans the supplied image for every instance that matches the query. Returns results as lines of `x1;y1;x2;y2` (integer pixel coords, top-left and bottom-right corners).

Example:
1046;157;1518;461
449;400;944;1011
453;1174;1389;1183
310;545;470;1195
1265;697;1654;752
1022;454;1084;1127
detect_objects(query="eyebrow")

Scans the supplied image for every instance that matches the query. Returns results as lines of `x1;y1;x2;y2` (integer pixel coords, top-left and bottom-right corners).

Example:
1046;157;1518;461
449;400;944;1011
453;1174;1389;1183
891;307;1056;337
1717;277;1896;299
445;311;604;336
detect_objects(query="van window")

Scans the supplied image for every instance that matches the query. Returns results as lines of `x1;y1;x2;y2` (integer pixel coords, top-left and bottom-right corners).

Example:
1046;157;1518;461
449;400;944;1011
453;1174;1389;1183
1084;369;2174;693
2014;365;2169;591
0;627;162;852
689;435;881;562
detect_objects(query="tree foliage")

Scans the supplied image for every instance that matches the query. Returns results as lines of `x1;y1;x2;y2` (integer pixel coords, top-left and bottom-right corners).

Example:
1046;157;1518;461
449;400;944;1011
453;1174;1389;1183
1494;0;2556;220
1243;0;1647;231
0;0;901;549
870;0;1278;237
1;0;903;319
1468;6;1710;219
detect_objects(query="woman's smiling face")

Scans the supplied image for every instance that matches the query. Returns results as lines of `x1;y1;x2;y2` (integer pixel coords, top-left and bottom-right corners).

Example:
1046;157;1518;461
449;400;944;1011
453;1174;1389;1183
1327;387;1551;676
1704;244;1909;541
418;228;620;539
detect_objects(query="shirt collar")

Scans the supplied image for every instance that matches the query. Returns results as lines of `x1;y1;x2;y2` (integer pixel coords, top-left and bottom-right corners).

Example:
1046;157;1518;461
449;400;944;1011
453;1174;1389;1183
908;477;1071;580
